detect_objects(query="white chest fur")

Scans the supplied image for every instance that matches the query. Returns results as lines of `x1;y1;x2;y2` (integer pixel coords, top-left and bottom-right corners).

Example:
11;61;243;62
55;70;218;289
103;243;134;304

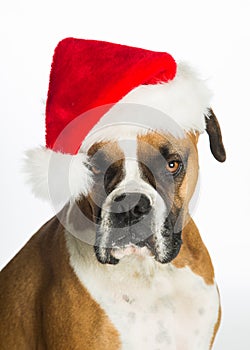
66;234;219;350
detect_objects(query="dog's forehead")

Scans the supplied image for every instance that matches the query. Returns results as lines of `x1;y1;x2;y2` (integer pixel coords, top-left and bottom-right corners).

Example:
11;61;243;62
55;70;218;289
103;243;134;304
138;132;197;154
87;140;124;160
86;131;196;160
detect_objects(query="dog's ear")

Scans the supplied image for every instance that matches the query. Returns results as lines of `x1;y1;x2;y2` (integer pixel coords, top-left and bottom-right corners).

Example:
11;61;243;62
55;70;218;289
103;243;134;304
205;108;226;162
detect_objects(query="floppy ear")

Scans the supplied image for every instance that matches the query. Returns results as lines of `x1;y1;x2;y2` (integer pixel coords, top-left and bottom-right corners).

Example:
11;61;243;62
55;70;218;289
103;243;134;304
205;108;226;162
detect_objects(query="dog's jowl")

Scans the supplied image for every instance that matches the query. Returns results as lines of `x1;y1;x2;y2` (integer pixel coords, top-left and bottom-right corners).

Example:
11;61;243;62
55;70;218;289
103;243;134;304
0;38;226;350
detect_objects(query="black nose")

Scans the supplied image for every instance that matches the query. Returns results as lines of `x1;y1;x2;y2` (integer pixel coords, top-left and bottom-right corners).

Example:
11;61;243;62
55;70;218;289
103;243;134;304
111;192;151;226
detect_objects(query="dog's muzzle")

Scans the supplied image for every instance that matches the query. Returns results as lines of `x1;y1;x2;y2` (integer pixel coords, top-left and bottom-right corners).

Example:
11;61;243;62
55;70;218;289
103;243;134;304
94;189;183;265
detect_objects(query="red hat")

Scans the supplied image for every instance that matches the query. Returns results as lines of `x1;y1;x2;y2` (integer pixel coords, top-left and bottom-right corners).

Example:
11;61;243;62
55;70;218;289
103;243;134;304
46;38;177;154
24;38;211;204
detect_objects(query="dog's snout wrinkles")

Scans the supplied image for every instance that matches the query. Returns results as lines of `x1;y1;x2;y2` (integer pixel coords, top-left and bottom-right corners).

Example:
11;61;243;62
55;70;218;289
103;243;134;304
112;192;151;226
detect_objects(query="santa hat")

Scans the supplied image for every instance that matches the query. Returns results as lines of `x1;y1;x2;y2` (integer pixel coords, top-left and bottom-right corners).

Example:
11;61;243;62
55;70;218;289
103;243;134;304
24;38;211;206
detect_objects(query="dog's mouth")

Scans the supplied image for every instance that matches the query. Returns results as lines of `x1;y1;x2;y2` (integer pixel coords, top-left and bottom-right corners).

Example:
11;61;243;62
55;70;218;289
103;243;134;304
90;190;183;265
94;206;183;265
111;243;153;260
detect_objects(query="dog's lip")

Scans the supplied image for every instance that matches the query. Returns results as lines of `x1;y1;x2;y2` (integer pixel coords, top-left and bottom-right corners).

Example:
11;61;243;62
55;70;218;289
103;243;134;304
111;244;153;259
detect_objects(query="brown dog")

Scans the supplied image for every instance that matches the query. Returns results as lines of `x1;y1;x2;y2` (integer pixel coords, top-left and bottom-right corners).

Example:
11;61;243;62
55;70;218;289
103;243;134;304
0;109;225;349
0;39;226;349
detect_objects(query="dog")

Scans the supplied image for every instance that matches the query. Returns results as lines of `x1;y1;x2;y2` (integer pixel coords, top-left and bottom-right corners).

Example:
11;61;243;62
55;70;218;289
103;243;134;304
0;38;226;350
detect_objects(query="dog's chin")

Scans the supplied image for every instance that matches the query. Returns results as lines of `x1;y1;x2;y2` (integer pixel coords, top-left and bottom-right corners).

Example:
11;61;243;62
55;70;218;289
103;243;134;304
111;245;153;260
94;236;182;265
94;244;153;265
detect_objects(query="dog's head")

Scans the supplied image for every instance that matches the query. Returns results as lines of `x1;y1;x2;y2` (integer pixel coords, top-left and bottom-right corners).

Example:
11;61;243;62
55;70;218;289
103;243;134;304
24;40;226;265
67;109;225;265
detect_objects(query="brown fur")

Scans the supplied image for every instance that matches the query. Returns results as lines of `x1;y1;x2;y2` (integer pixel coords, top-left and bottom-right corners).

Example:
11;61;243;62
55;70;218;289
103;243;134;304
137;132;200;242
172;217;215;285
0;132;221;348
210;292;222;349
0;213;218;349
0;210;120;349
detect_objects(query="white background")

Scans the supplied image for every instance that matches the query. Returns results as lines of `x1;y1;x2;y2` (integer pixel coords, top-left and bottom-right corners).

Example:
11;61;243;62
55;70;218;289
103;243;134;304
1;1;250;349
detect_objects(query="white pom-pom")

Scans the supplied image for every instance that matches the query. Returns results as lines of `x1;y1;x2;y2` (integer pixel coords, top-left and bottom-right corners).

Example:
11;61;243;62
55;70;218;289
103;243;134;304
23;147;93;206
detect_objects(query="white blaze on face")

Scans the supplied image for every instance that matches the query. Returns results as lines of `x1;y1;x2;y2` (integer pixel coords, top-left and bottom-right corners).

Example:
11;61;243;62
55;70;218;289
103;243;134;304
98;134;168;259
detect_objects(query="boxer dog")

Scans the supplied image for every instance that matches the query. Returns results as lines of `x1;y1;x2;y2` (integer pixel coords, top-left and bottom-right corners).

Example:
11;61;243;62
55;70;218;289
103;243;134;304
0;37;226;350
0;108;225;349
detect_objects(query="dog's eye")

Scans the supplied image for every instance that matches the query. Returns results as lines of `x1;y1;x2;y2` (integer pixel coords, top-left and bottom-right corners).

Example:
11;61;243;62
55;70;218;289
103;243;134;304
166;160;181;174
91;165;102;175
